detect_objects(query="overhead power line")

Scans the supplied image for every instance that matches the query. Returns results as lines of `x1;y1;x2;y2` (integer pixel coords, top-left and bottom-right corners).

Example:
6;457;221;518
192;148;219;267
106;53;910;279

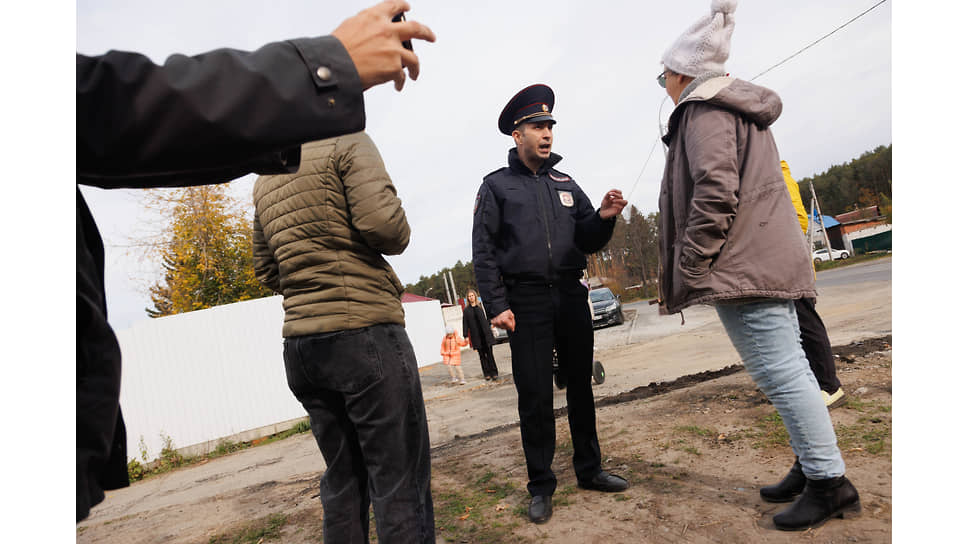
626;134;662;204
751;0;889;82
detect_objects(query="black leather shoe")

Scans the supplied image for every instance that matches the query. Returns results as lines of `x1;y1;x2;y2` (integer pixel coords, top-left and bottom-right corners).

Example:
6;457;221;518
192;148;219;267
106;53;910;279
528;495;552;524
578;471;629;493
773;475;861;531
760;458;806;503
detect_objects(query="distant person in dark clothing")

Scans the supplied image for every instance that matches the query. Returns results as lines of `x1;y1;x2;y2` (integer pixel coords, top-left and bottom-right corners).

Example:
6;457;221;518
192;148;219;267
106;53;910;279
462;289;499;380
796;298;845;407
782;160;846;409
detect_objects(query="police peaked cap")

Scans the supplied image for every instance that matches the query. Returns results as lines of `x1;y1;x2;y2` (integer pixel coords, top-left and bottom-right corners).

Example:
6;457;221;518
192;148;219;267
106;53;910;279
498;84;556;135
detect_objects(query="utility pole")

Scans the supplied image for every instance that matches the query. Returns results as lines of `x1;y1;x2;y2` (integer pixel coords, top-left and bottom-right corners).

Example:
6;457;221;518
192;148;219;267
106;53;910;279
808;198;816;251
442;270;453;305
808;180;835;259
448;270;459;305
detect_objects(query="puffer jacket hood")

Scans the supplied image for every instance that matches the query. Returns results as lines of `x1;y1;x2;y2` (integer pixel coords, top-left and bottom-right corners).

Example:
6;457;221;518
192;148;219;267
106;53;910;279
665;77;782;144
657;77;815;314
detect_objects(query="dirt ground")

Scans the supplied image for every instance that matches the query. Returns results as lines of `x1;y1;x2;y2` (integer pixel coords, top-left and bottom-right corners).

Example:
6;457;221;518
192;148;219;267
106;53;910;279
77;336;892;543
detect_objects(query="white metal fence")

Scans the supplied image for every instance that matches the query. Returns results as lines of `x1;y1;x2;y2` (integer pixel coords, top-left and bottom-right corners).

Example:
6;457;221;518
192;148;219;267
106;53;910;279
116;296;445;463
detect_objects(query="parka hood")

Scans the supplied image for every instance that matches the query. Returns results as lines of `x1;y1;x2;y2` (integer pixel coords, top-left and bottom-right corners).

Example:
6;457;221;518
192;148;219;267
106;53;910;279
665;77;782;142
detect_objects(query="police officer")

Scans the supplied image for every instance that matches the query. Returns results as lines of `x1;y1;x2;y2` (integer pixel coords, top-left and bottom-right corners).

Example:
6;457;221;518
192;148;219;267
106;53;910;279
471;84;629;524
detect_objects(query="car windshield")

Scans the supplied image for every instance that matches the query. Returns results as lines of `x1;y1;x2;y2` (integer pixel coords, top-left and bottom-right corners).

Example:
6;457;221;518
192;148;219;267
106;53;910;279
589;289;614;302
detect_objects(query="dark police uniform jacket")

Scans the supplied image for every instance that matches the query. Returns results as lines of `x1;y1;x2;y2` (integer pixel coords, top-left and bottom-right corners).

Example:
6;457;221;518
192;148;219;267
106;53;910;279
472;148;615;316
76;35;364;521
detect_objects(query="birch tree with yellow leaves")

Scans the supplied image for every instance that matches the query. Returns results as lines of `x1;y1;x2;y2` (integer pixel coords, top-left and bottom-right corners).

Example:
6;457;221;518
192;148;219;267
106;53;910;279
143;185;272;318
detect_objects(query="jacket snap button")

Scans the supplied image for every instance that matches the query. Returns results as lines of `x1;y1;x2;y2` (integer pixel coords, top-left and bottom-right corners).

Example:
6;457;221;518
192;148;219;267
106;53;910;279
316;66;332;81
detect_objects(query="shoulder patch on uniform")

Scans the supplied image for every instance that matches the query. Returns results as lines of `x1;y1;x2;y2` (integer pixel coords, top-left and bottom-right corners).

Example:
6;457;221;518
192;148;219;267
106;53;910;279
549;171;572;182
557;190;574;207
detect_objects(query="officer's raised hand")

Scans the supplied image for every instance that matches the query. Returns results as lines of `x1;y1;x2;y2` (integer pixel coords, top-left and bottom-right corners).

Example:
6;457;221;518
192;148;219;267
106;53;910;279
491;309;516;332
599;189;628;219
332;0;437;91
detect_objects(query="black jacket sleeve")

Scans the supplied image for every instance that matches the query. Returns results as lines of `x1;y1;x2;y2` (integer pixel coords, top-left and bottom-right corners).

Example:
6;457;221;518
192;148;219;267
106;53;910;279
471;181;510;316
77;35;364;188
573;185;616;253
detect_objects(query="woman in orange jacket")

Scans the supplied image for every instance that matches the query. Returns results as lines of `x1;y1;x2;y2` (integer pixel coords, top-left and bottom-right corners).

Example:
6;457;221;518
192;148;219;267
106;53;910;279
441;326;470;385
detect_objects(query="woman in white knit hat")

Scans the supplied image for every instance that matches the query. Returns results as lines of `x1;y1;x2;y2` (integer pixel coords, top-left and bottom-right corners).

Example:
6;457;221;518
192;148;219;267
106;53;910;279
654;0;861;532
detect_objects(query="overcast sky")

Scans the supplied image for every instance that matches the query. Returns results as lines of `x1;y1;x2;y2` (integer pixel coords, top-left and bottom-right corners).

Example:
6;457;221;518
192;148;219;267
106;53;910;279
76;0;892;330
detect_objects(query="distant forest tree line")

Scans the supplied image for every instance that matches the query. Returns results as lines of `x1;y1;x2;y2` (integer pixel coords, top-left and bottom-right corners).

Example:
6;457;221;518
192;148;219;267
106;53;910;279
405;144;892;304
795;144;892;222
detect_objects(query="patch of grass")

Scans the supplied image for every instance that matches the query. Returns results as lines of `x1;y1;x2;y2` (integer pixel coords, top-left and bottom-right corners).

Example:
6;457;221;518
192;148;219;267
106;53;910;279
751;412;789;449
207;513;287;544
433;471;518;543
737;399;891;456
128;420;313;483
556;439;575;458
674;425;715;438
681;446;701;456
835;417;892;456
553;484;578;507
475;471;496;486
256;418;313;447
614;493;630;502
211;438;250;457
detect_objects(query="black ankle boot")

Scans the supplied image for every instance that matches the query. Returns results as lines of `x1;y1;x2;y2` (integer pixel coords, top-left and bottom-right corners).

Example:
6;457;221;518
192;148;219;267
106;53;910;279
773;475;861;531
759;458;806;503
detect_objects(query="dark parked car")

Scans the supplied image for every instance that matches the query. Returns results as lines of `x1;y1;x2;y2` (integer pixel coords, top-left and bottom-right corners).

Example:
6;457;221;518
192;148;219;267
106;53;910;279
590;287;624;328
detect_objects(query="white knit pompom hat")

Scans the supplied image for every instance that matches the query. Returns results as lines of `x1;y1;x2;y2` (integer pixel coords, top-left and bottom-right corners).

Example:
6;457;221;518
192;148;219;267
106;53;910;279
661;0;738;77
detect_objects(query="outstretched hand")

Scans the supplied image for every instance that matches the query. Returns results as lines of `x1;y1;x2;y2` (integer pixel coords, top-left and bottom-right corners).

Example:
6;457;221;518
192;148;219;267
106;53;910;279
332;0;437;91
598;189;628;219
491;309;516;333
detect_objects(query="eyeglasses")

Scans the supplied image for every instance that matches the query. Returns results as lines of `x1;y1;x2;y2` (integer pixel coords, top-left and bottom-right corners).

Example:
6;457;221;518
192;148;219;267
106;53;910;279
656;70;670;89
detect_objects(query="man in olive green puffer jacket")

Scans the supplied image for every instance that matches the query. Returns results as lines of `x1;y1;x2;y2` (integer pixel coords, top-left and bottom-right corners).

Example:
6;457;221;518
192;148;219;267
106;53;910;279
253;131;434;544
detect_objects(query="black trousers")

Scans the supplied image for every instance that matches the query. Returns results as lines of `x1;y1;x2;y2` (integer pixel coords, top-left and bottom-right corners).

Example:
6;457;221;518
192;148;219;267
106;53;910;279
795;297;842;394
476;345;498;378
283;324;435;543
507;280;602;497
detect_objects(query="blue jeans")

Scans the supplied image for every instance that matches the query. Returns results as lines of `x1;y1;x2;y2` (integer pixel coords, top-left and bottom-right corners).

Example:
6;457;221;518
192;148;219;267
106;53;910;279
283;323;434;543
715;300;846;479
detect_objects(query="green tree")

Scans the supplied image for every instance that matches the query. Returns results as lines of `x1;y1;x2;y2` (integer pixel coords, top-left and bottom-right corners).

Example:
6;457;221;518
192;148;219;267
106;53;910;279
145;185;272;317
797;144;892;216
405;260;478;303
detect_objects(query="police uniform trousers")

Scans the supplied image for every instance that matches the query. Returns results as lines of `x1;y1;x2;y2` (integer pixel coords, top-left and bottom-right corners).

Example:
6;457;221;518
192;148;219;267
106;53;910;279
507;279;602;497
